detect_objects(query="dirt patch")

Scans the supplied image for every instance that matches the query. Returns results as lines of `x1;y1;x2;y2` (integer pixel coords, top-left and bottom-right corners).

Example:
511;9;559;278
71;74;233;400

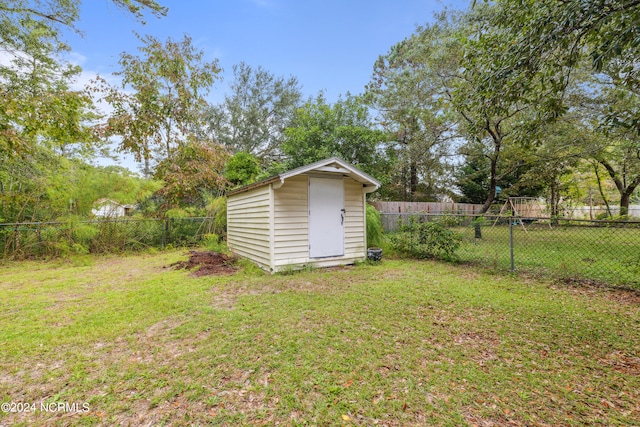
600;351;640;376
556;277;640;305
172;250;238;276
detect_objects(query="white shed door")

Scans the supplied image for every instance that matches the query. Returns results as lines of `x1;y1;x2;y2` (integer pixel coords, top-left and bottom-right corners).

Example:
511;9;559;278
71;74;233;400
309;177;345;258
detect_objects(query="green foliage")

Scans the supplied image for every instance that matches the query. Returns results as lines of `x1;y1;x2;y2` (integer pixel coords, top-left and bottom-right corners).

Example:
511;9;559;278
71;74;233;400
276;263;316;276
282;93;388;178
0;0;166;158
202;62;303;163
470;215;485;227
224;152;261;187
202;233;227;253
366;204;385;248
204;195;227;237
484;0;640;125
256;162;288;181
165;208;189;219
366;18;459;201
155;140;229;209
433;215;464;228
455;147;490;204
38;216;98;257
0;150;159;223
0;0;171;224
98;33;221;175
391;219;462;260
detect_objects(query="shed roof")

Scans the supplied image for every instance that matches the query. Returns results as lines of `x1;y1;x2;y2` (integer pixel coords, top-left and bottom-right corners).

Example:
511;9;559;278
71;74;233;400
227;157;381;196
93;198;136;209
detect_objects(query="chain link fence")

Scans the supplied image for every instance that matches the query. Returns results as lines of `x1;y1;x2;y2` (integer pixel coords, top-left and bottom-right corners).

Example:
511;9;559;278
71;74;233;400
0;217;219;260
381;213;640;289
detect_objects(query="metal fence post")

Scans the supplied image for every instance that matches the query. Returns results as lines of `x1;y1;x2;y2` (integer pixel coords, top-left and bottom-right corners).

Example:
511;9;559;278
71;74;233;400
162;218;168;248
510;213;515;272
37;224;42;256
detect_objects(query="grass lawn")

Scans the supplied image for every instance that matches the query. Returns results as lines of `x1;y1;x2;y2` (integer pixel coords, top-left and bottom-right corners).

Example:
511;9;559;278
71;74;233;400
1;250;639;426
453;223;640;288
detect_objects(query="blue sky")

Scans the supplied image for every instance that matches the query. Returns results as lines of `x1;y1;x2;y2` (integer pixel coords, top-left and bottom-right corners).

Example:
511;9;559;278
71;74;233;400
67;0;469;103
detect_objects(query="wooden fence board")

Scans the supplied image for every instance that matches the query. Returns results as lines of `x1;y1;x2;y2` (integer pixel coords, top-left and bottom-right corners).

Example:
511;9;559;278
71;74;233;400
370;201;484;215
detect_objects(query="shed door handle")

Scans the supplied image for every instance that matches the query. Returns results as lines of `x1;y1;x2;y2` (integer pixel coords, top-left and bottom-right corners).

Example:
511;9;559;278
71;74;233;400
341;209;346;225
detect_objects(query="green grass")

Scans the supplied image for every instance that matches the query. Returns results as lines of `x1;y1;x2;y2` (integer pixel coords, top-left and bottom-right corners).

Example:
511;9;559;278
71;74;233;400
452;223;640;288
1;250;639;426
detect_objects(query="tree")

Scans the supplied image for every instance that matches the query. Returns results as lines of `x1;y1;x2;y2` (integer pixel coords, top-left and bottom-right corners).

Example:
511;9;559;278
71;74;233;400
154;138;228;208
202;62;302;163
0;43;95;156
224;152;261;187
594;144;640;217
591;87;640;216
0;0;168;222
1;5;90;156
455;144;490;204
1;0;167;157
479;0;640;130
98;34;220;176
445;4;566;212
367;17;458;201
281;93;388;179
562;64;640;217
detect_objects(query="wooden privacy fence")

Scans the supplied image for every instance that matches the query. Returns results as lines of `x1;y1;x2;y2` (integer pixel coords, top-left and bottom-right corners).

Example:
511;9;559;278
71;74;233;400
370;201;484;232
370;201;484;215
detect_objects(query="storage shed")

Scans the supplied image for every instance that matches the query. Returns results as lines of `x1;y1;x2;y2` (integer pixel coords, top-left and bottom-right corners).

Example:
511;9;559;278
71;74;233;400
226;157;381;272
92;198;135;218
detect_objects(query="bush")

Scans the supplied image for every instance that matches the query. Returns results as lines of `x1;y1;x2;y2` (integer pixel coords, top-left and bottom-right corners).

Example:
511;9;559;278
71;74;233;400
202;233;228;253
391;219;462;260
205;196;227;237
434;214;464;227
366;204;385;248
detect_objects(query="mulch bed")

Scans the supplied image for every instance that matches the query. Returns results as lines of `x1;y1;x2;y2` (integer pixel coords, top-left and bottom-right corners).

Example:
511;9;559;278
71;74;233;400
171;250;238;276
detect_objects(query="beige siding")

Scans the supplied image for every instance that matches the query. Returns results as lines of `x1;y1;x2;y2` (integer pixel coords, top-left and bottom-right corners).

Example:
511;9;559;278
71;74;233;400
272;175;366;270
227;186;272;269
228;174;368;272
273;175;309;265
344;178;366;258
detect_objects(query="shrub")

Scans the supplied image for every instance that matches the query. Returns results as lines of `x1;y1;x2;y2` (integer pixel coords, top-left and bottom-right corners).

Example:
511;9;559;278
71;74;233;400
366;204;385;248
205;196;227;237
391;219;462;260
202;233;228;253
434;214;464;227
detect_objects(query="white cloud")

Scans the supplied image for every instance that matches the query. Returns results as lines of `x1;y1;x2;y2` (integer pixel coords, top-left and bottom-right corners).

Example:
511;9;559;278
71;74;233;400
66;51;87;67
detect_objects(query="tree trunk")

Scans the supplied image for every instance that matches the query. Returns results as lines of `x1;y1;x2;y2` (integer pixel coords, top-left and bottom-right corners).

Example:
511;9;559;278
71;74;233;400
410;160;418;201
143;156;151;179
593;163;612;217
481;123;502;214
597;159;640;218
620;192;630;217
620;180;640;217
550;181;558;218
481;159;497;214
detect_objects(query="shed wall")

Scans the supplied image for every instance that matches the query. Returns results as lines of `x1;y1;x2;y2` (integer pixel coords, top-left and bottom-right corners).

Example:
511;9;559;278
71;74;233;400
93;203;125;218
227;186;272;269
272;175;366;270
273;175;309;266
343;178;366;258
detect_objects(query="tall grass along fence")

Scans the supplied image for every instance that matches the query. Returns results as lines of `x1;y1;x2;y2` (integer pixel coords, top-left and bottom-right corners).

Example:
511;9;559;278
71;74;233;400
1;217;218;259
381;212;640;289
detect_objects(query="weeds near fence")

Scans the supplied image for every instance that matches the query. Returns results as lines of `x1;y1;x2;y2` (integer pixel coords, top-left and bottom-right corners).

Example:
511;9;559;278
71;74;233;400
0;217;218;259
391;217;462;260
381;213;640;289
